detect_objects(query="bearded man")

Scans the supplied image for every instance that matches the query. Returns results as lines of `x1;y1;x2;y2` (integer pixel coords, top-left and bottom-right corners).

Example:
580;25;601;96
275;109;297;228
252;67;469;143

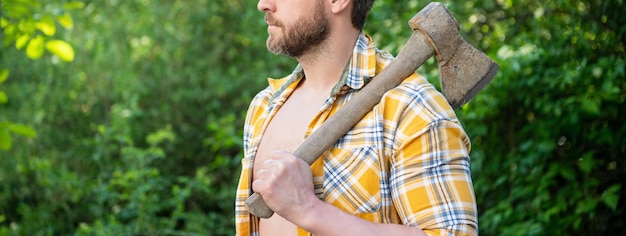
234;0;478;235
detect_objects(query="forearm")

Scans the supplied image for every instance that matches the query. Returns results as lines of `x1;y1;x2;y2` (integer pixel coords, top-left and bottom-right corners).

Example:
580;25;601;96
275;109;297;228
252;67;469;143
292;198;426;236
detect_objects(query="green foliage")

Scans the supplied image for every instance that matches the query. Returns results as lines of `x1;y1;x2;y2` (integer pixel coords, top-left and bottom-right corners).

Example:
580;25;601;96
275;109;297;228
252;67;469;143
453;0;625;234
1;0;624;235
2;0;81;61
1;0;287;234
1;0;82;150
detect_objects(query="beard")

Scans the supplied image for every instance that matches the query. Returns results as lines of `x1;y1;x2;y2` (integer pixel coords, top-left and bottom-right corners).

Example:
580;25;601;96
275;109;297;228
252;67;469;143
265;1;330;58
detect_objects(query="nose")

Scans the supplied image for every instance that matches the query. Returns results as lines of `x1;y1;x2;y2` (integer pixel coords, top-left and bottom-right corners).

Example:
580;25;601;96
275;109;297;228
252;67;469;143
257;0;274;12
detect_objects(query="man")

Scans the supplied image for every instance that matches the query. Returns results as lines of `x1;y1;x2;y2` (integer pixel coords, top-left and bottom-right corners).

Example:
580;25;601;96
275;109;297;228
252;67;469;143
235;0;478;235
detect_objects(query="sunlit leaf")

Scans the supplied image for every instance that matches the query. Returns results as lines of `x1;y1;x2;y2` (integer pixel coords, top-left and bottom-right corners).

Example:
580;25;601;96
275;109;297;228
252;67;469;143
26;36;45;60
35;15;56;36
0;91;7;104
16;35;30;49
64;2;86;9
57;12;74;29
45;40;75;62
0;128;11;150
8;124;37;138
0;69;8;84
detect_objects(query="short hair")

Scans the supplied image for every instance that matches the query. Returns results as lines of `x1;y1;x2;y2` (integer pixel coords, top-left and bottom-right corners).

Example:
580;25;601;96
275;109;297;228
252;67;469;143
352;0;375;30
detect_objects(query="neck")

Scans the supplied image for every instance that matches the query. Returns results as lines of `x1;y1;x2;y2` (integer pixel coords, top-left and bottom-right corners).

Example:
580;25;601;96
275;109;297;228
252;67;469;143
296;28;361;92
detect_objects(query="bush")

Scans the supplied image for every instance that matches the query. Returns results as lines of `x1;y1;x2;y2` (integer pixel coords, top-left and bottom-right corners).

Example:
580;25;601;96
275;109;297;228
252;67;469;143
1;0;624;235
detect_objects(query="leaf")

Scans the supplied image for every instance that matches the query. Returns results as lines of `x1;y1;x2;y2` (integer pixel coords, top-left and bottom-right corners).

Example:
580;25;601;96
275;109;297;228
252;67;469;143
64;2;86;9
575;197;598;214
46;40;75;62
35;15;56;36
0;69;8;84
8;124;37;138
0;91;7;104
3;5;31;19
57;12;74;29
26;36;45;60
601;184;621;211
581;98;600;115
0;128;11;150
16;35;30;50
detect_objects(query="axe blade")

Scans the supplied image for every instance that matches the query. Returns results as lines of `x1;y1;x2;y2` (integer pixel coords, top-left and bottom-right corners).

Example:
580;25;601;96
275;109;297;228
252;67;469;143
409;2;499;109
440;42;499;109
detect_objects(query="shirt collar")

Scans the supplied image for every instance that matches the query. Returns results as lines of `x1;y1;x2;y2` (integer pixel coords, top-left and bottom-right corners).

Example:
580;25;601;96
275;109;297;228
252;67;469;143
333;33;377;92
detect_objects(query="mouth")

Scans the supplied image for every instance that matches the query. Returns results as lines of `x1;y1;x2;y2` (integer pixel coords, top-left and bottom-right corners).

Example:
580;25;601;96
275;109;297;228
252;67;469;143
264;14;281;27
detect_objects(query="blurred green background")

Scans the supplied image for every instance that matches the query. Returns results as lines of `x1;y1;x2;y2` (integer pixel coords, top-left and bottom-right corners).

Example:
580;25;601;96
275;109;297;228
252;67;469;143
1;0;624;235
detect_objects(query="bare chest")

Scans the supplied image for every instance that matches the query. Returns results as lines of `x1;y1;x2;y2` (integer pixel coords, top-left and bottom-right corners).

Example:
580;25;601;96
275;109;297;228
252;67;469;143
252;93;324;179
253;89;328;236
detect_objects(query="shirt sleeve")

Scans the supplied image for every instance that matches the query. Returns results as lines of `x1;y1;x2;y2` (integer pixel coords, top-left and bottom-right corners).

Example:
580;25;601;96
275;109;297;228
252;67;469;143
235;86;273;236
388;84;478;235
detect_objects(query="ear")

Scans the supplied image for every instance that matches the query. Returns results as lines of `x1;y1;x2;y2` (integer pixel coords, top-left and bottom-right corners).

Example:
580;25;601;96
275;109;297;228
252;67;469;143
329;0;351;14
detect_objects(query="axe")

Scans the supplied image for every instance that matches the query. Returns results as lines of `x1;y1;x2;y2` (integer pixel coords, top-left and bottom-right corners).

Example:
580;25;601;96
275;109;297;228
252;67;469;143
246;2;499;218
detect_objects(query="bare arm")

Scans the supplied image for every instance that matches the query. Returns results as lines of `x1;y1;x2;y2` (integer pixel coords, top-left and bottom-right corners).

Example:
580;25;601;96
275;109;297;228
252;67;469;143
252;150;427;236
297;196;426;236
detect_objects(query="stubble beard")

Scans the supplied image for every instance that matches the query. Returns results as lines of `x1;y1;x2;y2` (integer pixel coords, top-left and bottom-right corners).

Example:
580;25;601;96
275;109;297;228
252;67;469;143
265;2;330;58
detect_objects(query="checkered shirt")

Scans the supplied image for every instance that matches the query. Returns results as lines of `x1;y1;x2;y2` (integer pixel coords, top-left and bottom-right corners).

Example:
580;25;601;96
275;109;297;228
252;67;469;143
235;33;477;236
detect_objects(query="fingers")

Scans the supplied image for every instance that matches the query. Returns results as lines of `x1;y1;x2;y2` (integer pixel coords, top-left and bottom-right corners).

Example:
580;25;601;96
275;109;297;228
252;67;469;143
253;151;302;196
253;151;288;194
269;150;291;160
251;176;268;195
260;151;298;174
251;150;316;218
261;152;289;171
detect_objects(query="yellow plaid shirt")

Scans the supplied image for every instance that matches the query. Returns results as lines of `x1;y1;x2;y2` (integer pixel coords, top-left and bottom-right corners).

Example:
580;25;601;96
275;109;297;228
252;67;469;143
235;33;477;235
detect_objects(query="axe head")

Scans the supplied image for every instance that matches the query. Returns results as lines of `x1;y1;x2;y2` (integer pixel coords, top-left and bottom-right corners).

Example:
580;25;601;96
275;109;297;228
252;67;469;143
409;2;499;109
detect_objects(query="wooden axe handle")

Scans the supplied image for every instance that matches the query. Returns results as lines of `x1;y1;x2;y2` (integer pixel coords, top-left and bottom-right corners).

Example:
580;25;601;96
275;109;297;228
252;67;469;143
245;30;434;218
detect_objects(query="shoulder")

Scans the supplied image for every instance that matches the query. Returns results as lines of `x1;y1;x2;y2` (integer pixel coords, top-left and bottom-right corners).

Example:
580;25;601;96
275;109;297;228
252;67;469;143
370;44;459;125
381;73;459;124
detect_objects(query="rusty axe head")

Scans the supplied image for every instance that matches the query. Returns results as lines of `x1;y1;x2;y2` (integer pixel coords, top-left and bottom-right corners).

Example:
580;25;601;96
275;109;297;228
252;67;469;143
408;2;499;108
